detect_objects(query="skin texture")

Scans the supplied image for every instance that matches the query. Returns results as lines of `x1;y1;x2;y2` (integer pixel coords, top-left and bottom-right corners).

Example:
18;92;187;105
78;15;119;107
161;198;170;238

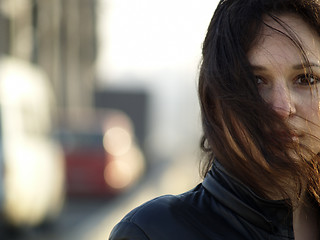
247;14;320;240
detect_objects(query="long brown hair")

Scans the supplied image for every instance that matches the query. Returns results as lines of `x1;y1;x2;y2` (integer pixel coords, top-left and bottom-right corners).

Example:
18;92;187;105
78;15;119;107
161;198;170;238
199;0;320;203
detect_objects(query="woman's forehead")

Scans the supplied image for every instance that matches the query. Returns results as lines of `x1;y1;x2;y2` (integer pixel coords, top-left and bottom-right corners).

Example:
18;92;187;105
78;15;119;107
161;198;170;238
247;13;320;66
262;13;315;37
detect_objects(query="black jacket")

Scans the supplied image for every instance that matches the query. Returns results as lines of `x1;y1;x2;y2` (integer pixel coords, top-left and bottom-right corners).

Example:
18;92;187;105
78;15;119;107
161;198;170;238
109;162;304;240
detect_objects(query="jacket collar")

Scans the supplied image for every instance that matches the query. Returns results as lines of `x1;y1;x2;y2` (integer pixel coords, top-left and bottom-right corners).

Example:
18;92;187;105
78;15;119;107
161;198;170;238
202;160;294;237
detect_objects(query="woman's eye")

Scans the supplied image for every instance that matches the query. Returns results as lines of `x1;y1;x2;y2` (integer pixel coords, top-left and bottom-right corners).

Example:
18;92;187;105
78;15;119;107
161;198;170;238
296;74;320;85
255;76;264;85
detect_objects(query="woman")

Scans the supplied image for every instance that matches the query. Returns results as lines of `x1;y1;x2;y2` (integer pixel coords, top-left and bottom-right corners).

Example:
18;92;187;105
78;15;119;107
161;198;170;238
109;0;320;239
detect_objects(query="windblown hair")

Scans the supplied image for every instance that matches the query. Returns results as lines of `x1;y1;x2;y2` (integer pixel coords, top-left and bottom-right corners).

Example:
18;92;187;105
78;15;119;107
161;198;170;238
199;0;320;203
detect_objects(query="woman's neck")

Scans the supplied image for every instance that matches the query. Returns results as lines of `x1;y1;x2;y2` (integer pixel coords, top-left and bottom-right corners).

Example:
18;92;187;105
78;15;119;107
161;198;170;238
293;195;319;240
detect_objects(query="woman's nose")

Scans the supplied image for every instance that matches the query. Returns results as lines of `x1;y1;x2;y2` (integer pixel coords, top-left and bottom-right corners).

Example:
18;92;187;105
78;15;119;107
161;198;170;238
269;84;296;119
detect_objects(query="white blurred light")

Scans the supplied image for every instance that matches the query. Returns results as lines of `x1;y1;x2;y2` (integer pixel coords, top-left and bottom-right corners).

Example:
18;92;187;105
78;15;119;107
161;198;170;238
104;159;133;189
0;57;64;227
103;127;132;156
104;144;145;189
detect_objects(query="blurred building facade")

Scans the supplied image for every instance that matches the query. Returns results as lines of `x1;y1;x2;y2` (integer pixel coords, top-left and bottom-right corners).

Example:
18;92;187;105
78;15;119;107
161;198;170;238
0;0;97;116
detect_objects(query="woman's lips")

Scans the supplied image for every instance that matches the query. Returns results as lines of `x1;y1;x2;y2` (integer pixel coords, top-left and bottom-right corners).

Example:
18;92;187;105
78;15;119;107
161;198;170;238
289;131;299;143
276;129;299;143
292;135;299;143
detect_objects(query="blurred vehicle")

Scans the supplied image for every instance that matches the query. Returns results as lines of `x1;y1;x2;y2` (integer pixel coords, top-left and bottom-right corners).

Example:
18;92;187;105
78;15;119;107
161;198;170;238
57;109;145;197
0;57;65;228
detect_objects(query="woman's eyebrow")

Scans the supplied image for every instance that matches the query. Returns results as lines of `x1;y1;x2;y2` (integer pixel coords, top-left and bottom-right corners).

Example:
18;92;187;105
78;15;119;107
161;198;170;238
250;65;267;71
251;63;320;71
293;63;320;69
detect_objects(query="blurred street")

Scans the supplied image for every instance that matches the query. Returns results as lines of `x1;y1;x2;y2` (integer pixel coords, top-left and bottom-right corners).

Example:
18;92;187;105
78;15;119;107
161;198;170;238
4;152;201;240
0;1;217;240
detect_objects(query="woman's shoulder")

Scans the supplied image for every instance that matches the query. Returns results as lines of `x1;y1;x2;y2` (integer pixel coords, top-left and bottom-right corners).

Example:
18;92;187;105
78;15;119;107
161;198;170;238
109;185;227;240
116;184;205;226
121;194;183;223
109;194;188;240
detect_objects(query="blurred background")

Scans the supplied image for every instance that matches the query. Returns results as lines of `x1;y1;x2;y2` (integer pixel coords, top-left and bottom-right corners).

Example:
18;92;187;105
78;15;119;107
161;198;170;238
0;0;219;239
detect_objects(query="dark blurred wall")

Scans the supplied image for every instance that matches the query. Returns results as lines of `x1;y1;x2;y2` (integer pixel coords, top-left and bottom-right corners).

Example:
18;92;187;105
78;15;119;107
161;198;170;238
94;89;149;151
0;13;10;55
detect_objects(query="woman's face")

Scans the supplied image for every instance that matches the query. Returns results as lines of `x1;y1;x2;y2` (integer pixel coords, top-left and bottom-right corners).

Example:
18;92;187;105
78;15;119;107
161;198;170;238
247;14;320;156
